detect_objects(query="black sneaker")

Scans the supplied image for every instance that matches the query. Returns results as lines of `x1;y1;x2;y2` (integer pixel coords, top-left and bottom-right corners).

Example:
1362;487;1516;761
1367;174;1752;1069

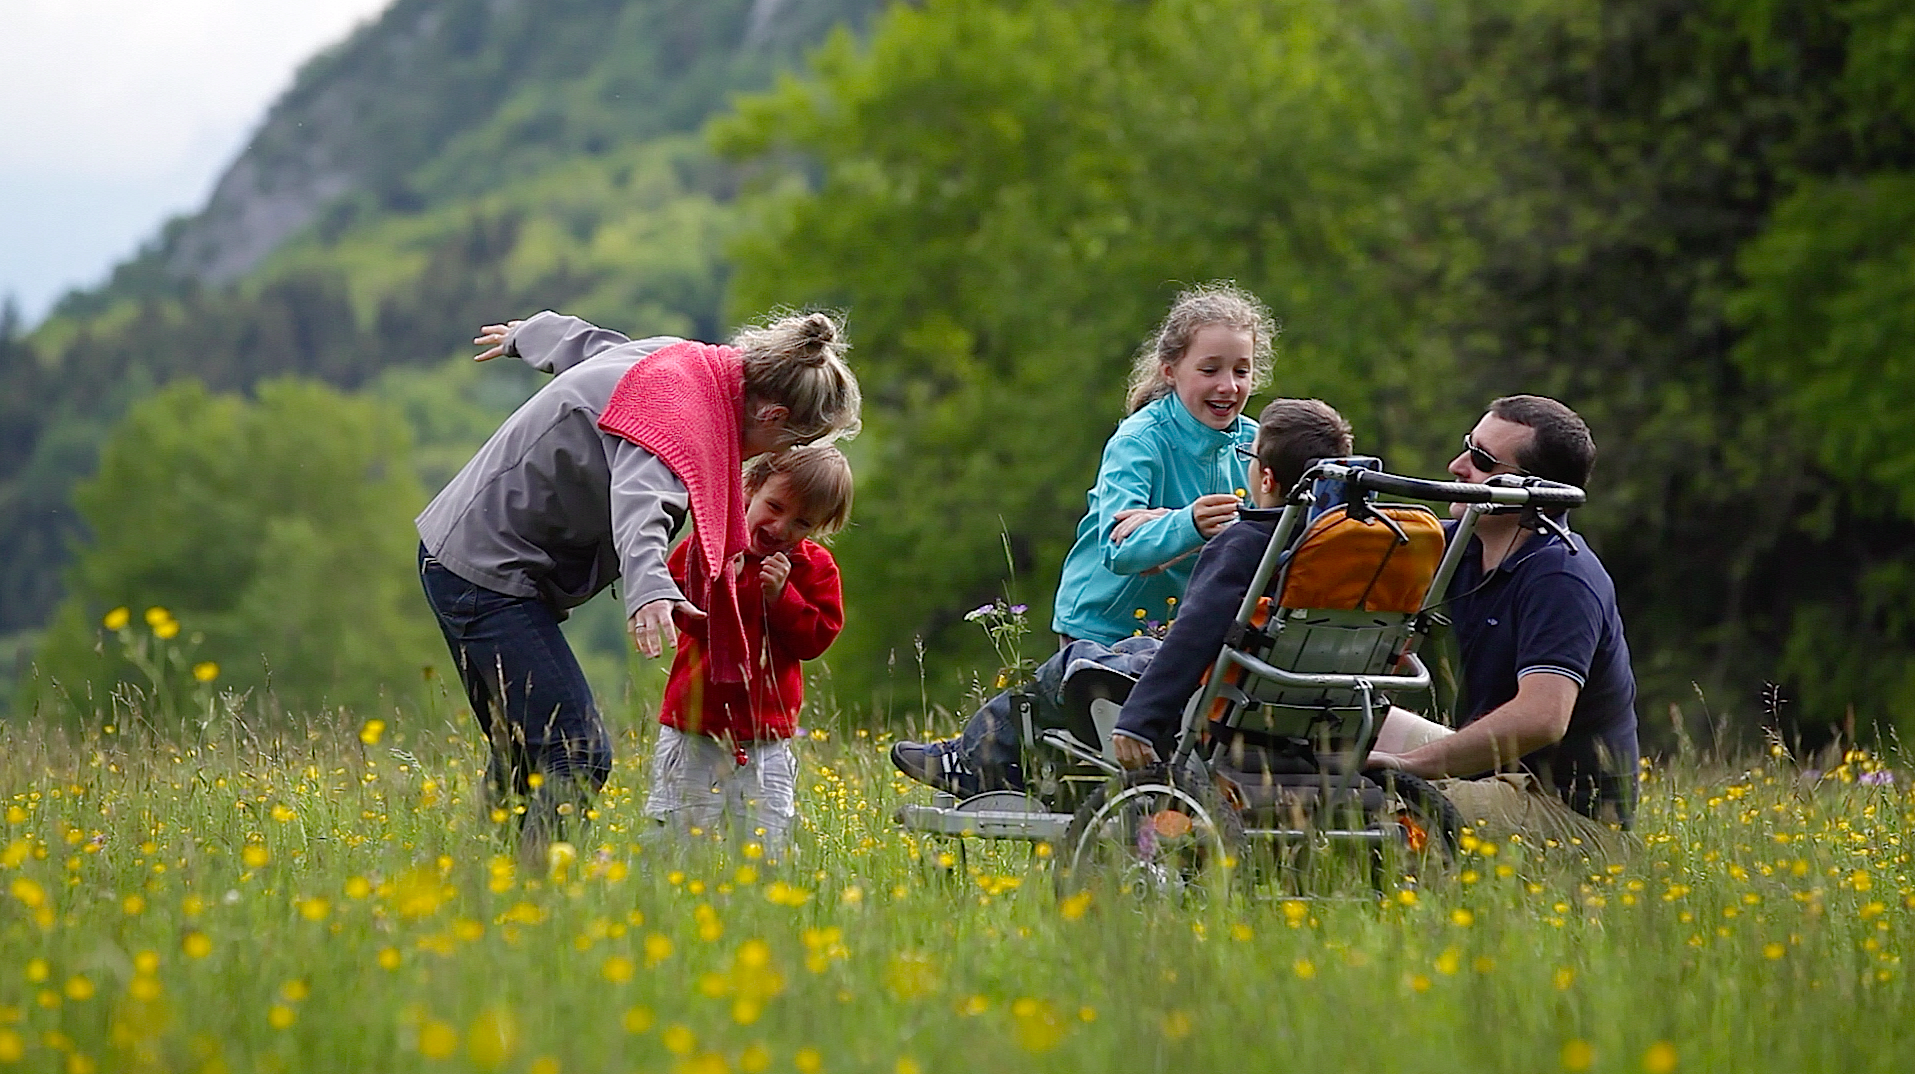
890;739;986;798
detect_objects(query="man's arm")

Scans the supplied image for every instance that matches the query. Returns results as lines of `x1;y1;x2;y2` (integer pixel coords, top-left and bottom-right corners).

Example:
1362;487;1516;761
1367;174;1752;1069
1372;671;1577;779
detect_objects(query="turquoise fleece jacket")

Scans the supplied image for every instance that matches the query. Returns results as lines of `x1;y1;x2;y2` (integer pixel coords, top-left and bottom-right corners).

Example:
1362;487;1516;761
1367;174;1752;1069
1051;393;1255;644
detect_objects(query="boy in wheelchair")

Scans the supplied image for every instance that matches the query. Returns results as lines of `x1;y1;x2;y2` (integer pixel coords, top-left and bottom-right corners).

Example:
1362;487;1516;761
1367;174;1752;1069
890;398;1356;803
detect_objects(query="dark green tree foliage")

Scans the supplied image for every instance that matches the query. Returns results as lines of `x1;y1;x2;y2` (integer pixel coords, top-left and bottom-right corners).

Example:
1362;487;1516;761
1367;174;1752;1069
1722;0;1915;727
27;380;441;724
1418;0;1915;739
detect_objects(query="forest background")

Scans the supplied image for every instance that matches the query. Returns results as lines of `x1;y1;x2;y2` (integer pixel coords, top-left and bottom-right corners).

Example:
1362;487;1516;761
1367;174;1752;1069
2;0;1911;749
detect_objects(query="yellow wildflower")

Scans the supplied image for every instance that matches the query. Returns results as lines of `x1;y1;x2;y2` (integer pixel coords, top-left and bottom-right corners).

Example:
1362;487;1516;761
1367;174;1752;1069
418;1020;459;1060
466;1007;519;1071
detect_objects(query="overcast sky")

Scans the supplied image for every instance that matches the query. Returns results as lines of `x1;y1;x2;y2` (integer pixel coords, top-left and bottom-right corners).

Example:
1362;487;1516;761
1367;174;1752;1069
0;0;392;325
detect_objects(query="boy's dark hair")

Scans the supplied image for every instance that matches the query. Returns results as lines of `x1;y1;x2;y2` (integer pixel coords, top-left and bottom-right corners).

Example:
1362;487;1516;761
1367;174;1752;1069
743;445;855;537
1487;395;1595;487
1256;398;1354;493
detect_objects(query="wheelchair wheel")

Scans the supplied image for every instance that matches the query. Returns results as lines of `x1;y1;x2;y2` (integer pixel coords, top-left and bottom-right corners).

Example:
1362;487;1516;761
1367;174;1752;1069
1366;769;1461;887
1057;765;1242;903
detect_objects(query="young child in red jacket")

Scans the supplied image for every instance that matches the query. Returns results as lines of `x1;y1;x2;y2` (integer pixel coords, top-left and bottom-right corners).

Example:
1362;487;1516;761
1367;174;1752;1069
643;445;852;854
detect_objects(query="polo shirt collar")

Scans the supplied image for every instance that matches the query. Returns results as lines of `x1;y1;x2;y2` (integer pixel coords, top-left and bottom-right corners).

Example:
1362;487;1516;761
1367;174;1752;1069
1468;527;1567;575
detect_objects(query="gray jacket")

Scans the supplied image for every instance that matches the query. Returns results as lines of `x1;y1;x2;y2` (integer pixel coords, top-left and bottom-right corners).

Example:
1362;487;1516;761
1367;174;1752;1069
415;311;691;619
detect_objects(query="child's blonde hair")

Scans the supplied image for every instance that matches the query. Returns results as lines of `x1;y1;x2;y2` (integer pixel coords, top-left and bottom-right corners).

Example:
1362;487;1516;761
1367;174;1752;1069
743;445;855;538
1124;282;1278;415
733;310;863;443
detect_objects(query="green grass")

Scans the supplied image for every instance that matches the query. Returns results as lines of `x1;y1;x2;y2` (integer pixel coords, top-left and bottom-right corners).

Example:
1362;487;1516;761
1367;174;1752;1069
0;701;1908;1074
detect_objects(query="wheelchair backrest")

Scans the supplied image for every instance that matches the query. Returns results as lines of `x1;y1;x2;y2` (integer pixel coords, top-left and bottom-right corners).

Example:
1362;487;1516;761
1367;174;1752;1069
1217;503;1445;752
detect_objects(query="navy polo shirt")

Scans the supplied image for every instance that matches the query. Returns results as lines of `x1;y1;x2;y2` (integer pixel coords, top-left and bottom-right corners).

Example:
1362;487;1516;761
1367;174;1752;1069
1443;523;1639;819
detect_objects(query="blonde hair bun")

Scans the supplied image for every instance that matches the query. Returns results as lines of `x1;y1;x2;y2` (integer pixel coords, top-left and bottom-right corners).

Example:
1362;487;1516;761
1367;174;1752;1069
733;309;862;443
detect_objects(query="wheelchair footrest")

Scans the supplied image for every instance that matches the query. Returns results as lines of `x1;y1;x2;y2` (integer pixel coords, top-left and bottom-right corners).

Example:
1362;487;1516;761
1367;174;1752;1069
894;791;1073;842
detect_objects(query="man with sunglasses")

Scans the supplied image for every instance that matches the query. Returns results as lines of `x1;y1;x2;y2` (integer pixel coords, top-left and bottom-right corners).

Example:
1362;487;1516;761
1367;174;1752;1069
1368;395;1640;829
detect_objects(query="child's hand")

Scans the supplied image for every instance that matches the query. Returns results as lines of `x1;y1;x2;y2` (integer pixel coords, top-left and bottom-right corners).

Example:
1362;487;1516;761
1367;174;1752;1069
1110;507;1172;545
1190;493;1241;538
472;320;524;362
1113;733;1160;770
759;553;792;601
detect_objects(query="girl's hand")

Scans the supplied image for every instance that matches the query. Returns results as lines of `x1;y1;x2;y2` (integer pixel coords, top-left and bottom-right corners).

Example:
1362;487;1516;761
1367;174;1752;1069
759;553;792;601
629;598;705;658
472;320;525;362
1110;507;1173;545
1190;493;1241;538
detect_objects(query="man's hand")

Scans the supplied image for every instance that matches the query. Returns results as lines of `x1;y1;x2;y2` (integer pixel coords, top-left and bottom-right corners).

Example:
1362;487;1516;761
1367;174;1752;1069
472;320;525;362
1110;507;1172;545
1371;673;1580;782
1113;734;1160;770
1364;750;1410;773
628;598;705;658
1191;493;1241;539
759;552;792;601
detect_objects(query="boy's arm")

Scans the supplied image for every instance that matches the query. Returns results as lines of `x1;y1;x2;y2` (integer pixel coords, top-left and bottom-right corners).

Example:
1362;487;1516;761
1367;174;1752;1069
1092;437;1205;575
503;311;640;374
763;547;844;661
1112;522;1269;758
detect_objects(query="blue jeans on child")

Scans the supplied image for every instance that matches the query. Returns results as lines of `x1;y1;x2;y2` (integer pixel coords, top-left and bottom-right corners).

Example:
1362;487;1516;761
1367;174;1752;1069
418;544;612;849
957;636;1161;777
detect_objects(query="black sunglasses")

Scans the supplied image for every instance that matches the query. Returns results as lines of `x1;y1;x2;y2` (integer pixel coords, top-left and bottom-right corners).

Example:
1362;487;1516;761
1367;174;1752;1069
1464;433;1528;475
1233;443;1259;465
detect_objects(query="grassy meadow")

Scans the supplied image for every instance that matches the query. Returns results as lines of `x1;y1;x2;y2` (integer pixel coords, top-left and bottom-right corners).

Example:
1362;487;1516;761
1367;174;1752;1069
1;667;1911;1074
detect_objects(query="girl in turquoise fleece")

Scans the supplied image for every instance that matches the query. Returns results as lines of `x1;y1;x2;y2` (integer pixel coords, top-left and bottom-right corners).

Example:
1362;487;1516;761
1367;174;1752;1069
1052;283;1277;644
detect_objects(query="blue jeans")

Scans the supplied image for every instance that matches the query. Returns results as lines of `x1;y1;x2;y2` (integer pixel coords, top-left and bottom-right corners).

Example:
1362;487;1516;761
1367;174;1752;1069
418;545;611;846
958;637;1161;777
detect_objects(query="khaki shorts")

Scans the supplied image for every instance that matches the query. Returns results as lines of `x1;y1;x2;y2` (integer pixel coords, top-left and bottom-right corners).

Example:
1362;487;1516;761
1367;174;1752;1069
1436;773;1636;863
1379;707;1634;862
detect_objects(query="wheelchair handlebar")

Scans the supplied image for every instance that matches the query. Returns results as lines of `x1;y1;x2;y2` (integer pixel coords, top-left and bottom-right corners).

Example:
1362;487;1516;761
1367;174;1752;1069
1307;463;1585;509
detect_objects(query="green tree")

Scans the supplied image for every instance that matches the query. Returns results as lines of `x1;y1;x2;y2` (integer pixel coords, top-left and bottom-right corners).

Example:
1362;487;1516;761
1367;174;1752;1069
717;0;1452;709
1416;0;1915;738
24;379;442;725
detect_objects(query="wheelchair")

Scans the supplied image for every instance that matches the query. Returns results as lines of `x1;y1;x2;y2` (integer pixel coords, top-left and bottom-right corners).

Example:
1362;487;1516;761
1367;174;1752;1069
895;460;1586;896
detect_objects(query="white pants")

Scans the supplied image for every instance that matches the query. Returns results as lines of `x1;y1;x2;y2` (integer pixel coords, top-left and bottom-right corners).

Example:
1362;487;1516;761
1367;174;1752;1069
643;727;798;856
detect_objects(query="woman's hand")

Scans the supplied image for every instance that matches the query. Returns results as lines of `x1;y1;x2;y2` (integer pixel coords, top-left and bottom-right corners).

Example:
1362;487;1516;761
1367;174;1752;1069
1113;734;1160;770
1110;507;1172;545
472;320;524;362
1190;493;1241;539
628;598;705;658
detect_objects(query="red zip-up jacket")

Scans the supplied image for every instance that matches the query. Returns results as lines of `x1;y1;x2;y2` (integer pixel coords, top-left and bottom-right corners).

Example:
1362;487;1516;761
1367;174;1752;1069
660;538;843;743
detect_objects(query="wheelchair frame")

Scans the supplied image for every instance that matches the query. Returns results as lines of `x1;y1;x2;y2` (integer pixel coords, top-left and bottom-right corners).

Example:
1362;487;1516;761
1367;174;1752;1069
896;463;1586;887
